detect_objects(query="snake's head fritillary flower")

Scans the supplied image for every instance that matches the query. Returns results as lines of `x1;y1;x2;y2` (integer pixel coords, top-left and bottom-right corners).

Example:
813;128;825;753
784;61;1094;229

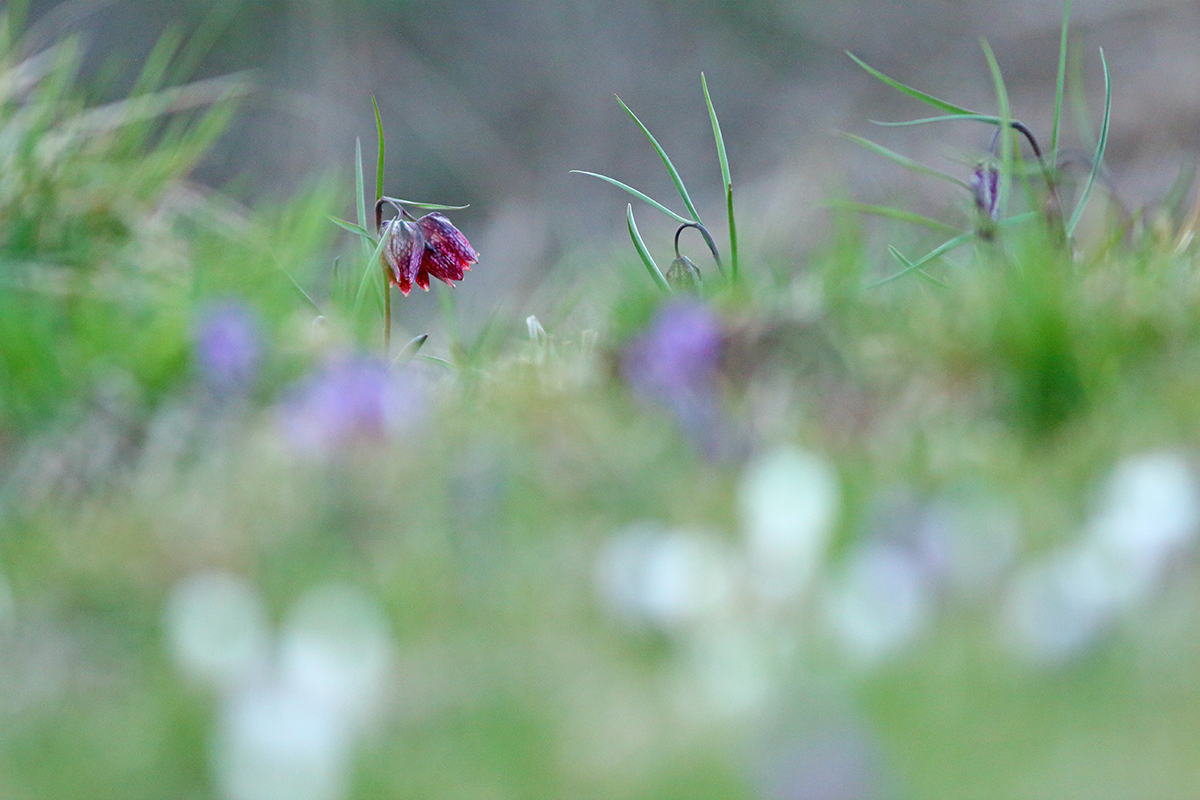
381;212;479;296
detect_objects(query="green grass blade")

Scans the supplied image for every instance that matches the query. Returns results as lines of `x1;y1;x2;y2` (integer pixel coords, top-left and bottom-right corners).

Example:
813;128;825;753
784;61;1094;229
847;52;980;116
868;231;974;287
702;73;738;281
372;94;386;203
355;137;371;256
1066;48;1111;237
888;246;949;287
393;334;429;366
571;171;691;224
385;200;470;211
615;94;702;224
1051;0;1072;168
168;0;240;86
981;39;1012;218
627;204;670;293
1068;45;1096;148
327;216;372;241
871;113;1007;127
867;212;1037;288
353;227;391;318
131;27;183;97
840;132;969;189
824;200;961;234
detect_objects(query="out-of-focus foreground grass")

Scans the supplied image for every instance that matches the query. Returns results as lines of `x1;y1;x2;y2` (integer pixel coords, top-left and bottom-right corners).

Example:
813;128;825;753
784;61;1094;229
4;9;1200;800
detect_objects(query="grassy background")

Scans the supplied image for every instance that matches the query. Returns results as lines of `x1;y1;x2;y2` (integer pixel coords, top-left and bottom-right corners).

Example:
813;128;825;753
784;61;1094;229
4;5;1200;800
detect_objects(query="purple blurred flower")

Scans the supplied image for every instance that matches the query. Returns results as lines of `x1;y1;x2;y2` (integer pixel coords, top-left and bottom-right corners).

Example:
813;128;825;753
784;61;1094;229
280;357;425;454
622;299;727;453
194;301;262;394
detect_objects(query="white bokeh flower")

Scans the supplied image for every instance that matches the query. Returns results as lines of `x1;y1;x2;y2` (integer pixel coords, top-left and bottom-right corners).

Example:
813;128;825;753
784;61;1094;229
823;543;931;665
165;570;270;689
279;583;395;728
595;523;737;631
214;680;353;800
738;446;840;601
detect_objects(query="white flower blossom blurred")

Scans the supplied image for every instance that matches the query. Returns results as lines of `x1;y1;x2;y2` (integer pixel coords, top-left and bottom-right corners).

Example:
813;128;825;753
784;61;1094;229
595;523;737;632
738;446;840;602
165;575;396;800
215;680;353;800
1003;451;1200;664
166;571;271;689
823;543;932;665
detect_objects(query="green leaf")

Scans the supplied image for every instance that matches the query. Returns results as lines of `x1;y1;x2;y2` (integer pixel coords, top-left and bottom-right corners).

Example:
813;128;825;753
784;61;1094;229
627;204;671;293
1051;0;1072;168
372;94;386;204
353;227;392;319
327;216;372;240
981;39;1012;218
615;94;702;224
847;52;980;116
888;246;949;287
867;212;1037;288
871;113;1009;127
1066;48;1111;238
392;333;429;366
571;171;692;224
824;200;960;234
840;132;969;189
869;232;974;288
355;137;370;258
702;73;738;281
384;199;470;211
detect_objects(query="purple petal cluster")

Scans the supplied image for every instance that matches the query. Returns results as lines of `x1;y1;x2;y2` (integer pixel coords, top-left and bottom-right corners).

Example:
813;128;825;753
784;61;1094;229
280;357;425;454
622;299;727;453
194;301;262;394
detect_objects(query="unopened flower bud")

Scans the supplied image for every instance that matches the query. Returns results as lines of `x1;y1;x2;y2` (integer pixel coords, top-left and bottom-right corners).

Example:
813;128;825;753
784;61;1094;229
666;255;702;292
970;162;1000;221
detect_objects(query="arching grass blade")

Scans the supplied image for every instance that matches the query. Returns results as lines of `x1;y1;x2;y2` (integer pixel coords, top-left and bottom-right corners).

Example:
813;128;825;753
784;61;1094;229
571;170;692;224
615;94;702;224
847;52;980;116
840;132;969;189
1066;48;1111;238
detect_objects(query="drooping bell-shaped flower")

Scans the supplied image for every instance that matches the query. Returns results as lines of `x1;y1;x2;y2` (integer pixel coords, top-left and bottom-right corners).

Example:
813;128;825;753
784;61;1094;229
666;254;702;292
380;212;479;296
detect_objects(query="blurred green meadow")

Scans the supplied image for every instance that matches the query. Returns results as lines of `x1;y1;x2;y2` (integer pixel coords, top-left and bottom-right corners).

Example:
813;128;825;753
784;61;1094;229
4;3;1200;800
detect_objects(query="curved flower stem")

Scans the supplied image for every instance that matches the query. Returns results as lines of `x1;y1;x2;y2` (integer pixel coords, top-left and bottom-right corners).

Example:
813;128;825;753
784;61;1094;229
674;222;724;277
1002;120;1065;240
375;197;417;234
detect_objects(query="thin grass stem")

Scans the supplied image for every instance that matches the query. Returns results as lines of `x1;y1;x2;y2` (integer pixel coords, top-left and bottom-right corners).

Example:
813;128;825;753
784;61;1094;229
627;204;670;293
1051;0;1072;168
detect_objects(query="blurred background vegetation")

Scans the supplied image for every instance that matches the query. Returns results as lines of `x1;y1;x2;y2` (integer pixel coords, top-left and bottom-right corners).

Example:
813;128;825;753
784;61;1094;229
29;0;1200;322
3;2;1200;799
